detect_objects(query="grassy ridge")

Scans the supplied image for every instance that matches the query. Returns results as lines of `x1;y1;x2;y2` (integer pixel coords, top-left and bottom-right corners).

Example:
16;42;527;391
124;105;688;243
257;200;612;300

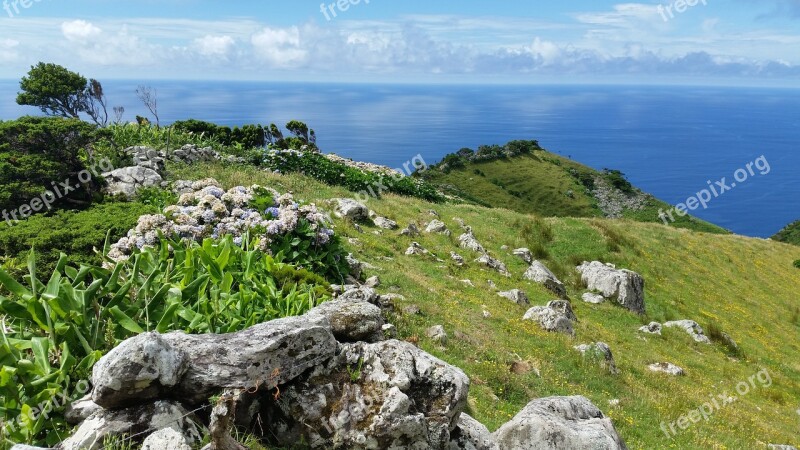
170;162;800;449
773;220;800;246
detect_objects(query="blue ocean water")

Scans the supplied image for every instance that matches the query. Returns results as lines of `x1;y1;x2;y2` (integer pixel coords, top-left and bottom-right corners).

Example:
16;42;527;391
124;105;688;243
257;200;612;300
1;81;798;238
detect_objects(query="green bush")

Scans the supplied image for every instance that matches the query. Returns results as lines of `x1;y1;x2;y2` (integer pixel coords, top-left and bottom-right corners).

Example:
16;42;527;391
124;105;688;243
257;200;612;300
0;235;330;447
0;202;155;278
603;169;634;194
0;116;107;214
171;119;267;149
793;259;800;269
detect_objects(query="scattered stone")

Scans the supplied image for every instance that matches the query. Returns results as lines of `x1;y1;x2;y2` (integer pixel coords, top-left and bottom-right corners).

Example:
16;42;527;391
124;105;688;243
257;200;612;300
577;261;645;314
524;261;567;298
382;323;398;339
482;310;491;318
512;248;533;265
427;325;448;344
492;396;627;450
475;254;511;277
339;286;379;305
406;242;430;256
768;445;799;450
346;253;364;279
574;342;619;374
638;322;663;335
364;275;381;288
500;245;509;251
65;395;102;425
648;362;685;376
451;252;466;266
461;279;475;287
547;300;578;322
459;229;486;253
523;306;575;335
103;166;164;198
373;215;399;230
582;292;606;304
307;299;384;343
487;280;498;290
426;219;450;234
498;289;530;306
664;320;711;344
332;198;369;221
400;223;420;236
453;217;467;229
142;427;193;450
449;413;499;450
403;305;422;315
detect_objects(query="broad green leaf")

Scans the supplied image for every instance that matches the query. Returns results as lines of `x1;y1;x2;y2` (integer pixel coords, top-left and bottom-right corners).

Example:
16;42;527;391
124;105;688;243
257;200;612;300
30;337;50;375
108;306;145;334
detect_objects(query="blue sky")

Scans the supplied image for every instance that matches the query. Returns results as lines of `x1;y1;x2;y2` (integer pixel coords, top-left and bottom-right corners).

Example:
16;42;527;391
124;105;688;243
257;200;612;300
0;0;798;85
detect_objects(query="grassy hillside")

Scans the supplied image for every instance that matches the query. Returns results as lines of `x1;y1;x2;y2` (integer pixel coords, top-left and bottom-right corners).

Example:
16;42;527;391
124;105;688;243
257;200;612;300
773;220;800;246
421;147;728;235
169;162;800;450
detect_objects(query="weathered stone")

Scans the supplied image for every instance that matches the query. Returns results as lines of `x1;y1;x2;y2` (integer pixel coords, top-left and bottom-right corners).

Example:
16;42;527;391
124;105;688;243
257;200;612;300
547;300;577;322
574;342;619;375
492;396;627;450
459;230;486;253
333;198;369;221
364;276;381;288
582;292;606;304
664;320;711;344
427;325;448;344
406;242;429;256
346;254;364;279
451;252;466;266
59;401;203;450
103;166;163;198
523;306;575;335
426;220;450;234
141;428;193;450
309;300;385;343
65;394;102;425
648;362;685;376
577;261;645;314
498;289;530;306
524;261;567;298
339;286;379;305
475;254;510;277
449;413;498;450
638;322;662;335
373;216;399;230
400;223;420;236
513;248;533;265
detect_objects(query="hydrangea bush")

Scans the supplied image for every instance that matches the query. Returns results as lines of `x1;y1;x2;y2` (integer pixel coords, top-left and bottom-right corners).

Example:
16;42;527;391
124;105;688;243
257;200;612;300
107;178;349;281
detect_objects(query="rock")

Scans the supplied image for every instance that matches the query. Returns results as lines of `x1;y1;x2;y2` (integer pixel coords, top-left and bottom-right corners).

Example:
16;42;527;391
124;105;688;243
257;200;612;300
333;198;369;221
461;279;475;287
264;340;470;449
93;315;337;408
429;209;440;217
373;216;399;230
449;413;499;450
451;252;466;266
768;445;799;450
406;242;429;256
577;261;645;314
308;300;385;343
501;245;509;251
512;248;534;264
403;305;422;315
664;320;711;344
364;275;381;288
482;310;491;318
524;261;567;299
459;230;486;253
547;300;577;322
377;293;404;309
648;362;685;376
10;446;53;450
103;166;164;198
346;254;364;279
453;217;467;229
427;325;448;344
339;286;380;305
475;254;510;277
574;342;619;374
523;306;575;335
498;289;530;306
426;220;450;234
65;395;102;425
141;428;193;450
400;223;420;236
582;292;606;304
382;323;398;339
91;332;189;409
487;280;497;290
638;322;662;335
492;396;627;450
59;400;203;450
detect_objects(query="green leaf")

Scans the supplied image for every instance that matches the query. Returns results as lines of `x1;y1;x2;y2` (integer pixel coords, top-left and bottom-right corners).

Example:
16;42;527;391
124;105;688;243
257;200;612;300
30;337;51;375
108;306;144;334
0;265;33;300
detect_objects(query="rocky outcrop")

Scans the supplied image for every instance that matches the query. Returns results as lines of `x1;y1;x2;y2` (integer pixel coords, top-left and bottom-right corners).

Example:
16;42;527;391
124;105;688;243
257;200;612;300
103;166;164;197
406;242;430;256
475;254;511;277
524;261;567;298
498;289;530;306
459;229;486;253
523;303;576;336
664;320;711;344
426;219;450;234
638;322;662;335
513;248;534;265
576;261;645;314
492;396;628;450
449;413;499;450
332;198;369;221
307;299;385;343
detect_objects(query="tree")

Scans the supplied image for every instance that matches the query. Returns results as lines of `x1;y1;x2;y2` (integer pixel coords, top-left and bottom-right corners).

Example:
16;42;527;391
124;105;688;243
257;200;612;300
16;63;87;119
84;78;109;127
136;85;160;127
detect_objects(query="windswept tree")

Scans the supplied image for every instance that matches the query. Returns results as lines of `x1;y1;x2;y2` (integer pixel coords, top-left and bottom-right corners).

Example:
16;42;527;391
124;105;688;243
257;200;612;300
136;85;160;127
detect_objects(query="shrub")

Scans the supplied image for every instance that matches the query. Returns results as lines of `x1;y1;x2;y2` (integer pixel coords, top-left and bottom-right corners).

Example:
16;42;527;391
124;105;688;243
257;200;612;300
603;169;634;194
0;235;331;446
794;259;800;269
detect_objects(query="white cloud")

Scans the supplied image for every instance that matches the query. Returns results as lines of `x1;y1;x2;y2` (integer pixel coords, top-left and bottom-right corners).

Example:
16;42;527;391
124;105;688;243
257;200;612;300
193;35;236;59
251;26;307;68
61;20;102;42
0;39;19;62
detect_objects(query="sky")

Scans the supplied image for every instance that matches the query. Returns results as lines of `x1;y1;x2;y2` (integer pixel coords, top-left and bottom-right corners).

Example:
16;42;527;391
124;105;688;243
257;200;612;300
0;0;799;85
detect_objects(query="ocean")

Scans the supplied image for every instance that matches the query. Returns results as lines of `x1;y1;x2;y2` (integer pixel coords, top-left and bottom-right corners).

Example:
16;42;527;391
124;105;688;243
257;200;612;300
0;80;798;238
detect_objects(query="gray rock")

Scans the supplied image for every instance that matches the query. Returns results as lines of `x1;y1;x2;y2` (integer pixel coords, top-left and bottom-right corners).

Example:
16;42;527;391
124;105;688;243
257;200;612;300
339;286;379;305
65;394;102;425
498;289;530;306
574;342;619;375
449;413;498;450
406;242;429;256
382;323;398;339
426;220;450;234
427;325;448;344
141;428;193;450
459;230;486;253
403;305;422;315
373;216;399;230
638;322;662;335
451;252;466;266
10;446;53;450
475;254;510;277
768;445;799;450
648;362;685;376
264;339;470;449
364;275;381;288
333;198;369;221
524;261;567;298
523;306;575;336
308;299;385;343
492;396;627;450
664;320;711;344
577;261;645;314
400;223;420;236
59;400;203;450
547;300;577;322
582;292;606;304
346;254;364;279
103;166;163;198
513;248;534;265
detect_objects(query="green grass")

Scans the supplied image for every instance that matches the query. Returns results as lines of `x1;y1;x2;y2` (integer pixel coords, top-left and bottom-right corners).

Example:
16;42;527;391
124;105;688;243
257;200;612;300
168;162;800;449
773;220;800;246
422;151;729;235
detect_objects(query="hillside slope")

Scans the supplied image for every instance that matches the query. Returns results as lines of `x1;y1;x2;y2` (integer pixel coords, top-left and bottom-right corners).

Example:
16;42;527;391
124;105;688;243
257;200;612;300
421;143;728;235
170;162;800;450
773;220;800;246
